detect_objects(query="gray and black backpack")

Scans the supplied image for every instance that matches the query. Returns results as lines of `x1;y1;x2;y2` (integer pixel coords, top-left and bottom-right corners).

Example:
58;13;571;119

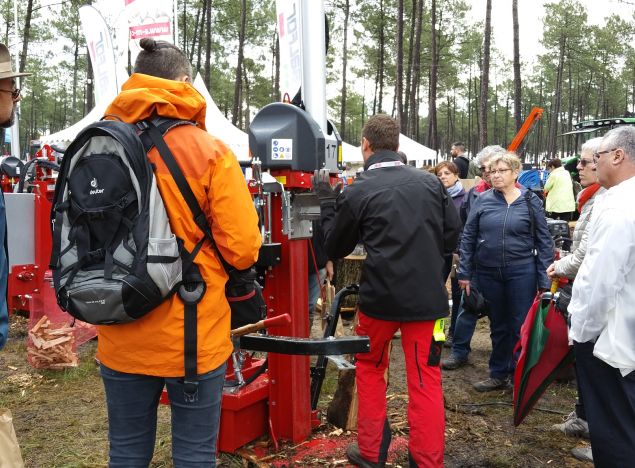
50;119;193;325
51;119;213;400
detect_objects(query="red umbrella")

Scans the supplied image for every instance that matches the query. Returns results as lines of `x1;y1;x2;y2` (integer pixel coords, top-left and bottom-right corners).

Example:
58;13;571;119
513;289;574;426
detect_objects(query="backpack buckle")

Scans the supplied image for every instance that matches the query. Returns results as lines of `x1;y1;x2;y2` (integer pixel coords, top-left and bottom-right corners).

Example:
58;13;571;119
178;281;206;305
182;380;199;403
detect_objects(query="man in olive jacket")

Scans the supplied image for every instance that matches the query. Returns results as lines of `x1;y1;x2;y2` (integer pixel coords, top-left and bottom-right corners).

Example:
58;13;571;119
314;114;461;468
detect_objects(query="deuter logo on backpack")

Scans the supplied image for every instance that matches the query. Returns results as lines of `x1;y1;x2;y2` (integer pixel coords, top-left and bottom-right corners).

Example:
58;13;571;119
89;177;104;195
50;120;184;325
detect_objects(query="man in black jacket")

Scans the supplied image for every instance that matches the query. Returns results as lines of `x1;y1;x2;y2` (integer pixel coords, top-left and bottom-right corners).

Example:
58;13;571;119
450;141;470;178
314;114;461;468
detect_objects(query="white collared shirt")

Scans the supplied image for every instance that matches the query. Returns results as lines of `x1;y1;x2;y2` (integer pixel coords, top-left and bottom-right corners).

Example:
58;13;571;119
568;176;635;376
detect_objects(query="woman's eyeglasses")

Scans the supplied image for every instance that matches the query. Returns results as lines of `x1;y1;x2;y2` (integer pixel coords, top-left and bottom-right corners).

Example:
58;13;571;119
578;158;595;168
489;168;512;175
0;88;20;100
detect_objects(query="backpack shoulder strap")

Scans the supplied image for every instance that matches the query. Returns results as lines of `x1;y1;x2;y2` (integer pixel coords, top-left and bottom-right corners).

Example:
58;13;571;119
138;120;232;273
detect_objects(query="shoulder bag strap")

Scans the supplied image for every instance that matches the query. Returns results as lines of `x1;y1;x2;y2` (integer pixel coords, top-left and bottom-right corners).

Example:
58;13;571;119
524;190;538;256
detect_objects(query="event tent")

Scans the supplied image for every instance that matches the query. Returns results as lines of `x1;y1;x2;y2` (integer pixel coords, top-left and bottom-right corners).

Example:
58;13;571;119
341;134;438;166
192;74;250;161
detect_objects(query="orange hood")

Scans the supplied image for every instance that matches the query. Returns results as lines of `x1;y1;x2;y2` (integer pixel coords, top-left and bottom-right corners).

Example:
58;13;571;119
105;73;207;130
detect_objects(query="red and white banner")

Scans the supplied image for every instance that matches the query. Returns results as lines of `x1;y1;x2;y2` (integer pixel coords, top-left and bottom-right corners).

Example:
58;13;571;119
124;0;174;64
79;5;120;104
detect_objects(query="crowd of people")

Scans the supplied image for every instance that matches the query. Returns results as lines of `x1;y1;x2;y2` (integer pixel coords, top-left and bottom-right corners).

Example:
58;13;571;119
322;125;635;467
1;36;634;468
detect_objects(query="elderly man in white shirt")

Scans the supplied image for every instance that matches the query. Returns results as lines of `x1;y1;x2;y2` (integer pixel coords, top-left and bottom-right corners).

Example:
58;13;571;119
568;125;635;467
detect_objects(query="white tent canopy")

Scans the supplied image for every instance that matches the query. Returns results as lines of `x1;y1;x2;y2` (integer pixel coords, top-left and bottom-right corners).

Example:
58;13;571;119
39;100;110;146
341;134;437;166
192;74;250;161
342;141;362;162
397;134;438;163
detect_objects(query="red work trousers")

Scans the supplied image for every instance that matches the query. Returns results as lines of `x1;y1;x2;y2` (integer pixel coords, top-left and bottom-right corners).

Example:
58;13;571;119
355;311;444;467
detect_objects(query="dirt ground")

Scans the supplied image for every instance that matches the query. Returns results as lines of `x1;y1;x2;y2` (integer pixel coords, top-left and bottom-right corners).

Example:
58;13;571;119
0;313;593;467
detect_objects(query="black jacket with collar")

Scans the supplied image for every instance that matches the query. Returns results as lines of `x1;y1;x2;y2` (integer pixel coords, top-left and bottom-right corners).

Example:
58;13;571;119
319;150;462;322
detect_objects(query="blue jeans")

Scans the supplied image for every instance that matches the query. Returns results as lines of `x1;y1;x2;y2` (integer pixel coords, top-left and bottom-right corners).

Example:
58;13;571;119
477;262;537;379
450;294;477;360
100;363;227;467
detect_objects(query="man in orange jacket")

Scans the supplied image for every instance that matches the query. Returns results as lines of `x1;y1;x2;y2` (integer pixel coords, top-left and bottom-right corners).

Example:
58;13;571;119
97;39;261;467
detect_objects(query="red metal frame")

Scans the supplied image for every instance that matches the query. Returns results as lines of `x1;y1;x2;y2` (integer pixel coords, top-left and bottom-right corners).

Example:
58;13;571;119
263;182;311;444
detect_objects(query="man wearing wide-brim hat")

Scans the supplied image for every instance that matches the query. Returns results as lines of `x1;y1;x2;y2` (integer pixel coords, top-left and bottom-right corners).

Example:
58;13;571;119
0;42;30;128
0;42;30;352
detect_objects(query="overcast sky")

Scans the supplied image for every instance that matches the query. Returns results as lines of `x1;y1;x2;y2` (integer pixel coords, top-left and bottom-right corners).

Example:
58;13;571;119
469;0;635;64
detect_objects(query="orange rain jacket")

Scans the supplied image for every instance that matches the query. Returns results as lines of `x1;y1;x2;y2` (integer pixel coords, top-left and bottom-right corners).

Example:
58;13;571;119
97;73;261;377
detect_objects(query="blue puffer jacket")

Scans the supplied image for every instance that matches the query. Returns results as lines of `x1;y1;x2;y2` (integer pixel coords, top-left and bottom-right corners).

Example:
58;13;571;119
457;187;554;289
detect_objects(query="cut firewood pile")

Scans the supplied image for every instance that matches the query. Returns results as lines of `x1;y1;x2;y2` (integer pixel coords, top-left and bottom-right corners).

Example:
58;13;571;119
27;315;78;370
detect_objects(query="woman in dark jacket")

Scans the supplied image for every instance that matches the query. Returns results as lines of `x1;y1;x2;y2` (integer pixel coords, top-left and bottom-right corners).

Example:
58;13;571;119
434;161;466;345
457;152;554;392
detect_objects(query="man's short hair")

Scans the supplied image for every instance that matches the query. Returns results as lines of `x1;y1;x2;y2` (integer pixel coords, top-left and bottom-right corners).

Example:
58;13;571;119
452;141;466;151
546;158;562;169
134;38;192;81
362;114;400;152
602;126;635;163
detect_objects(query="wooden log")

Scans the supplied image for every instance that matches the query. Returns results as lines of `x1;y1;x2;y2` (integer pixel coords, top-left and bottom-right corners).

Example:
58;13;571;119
335;253;365;312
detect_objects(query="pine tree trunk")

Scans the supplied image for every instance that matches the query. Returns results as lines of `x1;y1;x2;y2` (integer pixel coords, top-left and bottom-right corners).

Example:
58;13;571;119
547;36;565;158
404;0;417;130
478;0;492;149
377;0;385;113
274;31;280;102
512;0;522;133
204;0;212;89
19;0;34;75
396;0;404;130
408;0;423;138
427;0;438;150
189;5;201;63
232;0;248;127
340;0;350;139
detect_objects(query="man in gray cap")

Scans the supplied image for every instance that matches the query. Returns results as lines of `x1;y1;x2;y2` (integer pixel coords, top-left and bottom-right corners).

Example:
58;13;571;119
0;42;30;350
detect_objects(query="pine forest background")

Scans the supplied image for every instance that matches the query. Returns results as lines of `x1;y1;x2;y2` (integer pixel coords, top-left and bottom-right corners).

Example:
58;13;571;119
3;0;635;163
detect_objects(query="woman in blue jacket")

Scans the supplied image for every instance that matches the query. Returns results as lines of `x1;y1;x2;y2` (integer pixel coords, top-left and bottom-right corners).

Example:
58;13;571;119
457;152;554;392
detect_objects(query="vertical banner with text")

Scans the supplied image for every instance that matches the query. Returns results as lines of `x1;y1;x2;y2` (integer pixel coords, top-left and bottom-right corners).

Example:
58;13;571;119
275;0;303;101
79;5;120;104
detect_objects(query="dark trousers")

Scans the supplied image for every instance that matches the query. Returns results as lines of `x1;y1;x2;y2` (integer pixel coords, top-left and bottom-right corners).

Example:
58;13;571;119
574;341;635;467
100;363;226;467
546;211;574;221
477;263;537;379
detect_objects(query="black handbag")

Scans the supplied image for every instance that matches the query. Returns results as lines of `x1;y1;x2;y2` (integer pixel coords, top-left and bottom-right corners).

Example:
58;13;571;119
225;267;267;329
462;286;489;318
555;282;573;318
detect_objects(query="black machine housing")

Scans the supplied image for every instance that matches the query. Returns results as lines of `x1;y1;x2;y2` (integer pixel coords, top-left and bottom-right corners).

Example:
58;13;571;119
248;102;342;172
